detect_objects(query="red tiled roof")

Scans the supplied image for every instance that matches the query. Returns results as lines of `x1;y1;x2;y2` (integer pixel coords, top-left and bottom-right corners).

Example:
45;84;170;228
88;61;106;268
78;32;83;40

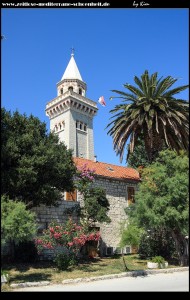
73;157;140;181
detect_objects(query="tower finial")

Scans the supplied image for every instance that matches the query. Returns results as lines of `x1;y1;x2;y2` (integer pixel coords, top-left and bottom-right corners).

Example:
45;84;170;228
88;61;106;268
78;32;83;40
71;47;75;56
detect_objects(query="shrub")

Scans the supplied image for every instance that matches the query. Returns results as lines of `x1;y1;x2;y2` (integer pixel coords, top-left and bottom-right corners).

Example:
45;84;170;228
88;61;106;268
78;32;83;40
54;252;77;270
152;256;165;264
35;219;101;266
138;230;175;260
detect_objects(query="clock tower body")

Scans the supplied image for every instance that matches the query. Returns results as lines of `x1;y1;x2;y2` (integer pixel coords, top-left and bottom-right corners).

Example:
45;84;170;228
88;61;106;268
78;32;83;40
45;53;98;160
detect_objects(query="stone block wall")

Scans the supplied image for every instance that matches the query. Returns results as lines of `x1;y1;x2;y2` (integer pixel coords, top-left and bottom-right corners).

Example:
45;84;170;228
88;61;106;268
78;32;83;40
32;176;138;257
91;178;138;253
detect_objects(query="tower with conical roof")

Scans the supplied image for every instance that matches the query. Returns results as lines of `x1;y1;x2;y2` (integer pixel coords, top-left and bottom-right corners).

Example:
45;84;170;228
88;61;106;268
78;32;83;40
45;52;98;160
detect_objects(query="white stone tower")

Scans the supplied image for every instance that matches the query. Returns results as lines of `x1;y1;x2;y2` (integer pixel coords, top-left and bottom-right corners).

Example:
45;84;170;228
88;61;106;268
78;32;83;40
45;52;98;160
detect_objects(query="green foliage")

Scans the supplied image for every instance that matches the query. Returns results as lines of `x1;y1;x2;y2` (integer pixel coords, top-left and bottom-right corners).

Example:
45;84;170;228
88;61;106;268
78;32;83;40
83;188;111;224
151;256;165;264
54;252;77;270
107;70;189;162
120;223;143;248
1;195;37;244
127;137;150;168
133;150;189;231
35;219;101;267
138;230;176;260
1;108;76;207
75;163;111;225
129;149;189;265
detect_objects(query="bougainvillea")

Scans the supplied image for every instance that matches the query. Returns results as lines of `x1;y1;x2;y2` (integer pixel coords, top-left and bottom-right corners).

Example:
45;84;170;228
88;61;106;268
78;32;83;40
75;163;111;225
75;163;96;194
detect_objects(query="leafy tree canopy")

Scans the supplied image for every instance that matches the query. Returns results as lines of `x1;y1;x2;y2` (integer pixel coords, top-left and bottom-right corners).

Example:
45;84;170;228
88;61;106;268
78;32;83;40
127;149;189;265
127;136;150;168
1;108;76;207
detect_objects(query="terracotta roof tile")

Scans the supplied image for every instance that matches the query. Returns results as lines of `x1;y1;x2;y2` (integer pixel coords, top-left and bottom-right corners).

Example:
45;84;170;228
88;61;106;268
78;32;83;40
73;157;140;181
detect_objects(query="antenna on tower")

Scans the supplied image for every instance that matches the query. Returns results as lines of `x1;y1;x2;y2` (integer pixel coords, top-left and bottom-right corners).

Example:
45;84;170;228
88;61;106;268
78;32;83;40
71;47;75;56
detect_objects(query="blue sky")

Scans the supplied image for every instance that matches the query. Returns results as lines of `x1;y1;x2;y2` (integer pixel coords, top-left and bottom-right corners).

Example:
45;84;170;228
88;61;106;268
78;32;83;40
2;8;188;166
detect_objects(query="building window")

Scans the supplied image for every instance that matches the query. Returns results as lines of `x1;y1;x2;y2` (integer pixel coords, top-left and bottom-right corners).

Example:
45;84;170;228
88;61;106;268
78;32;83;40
68;86;73;92
60;88;63;95
79;88;82;95
76;121;87;132
65;190;77;201
127;187;135;205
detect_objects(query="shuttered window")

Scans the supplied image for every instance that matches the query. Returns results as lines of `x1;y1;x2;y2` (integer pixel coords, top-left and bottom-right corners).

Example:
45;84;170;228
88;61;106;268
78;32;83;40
127;187;135;205
65;190;77;201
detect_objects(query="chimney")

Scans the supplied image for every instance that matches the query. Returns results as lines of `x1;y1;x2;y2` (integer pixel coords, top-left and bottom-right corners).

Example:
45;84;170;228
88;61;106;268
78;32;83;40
94;155;97;162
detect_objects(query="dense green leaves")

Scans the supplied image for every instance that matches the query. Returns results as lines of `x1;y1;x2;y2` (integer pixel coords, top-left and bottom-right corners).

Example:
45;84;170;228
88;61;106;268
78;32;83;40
75;165;111;225
127;137;150;168
120;224;143;248
107;70;189;163
128;150;189;265
1;108;76;207
1;195;37;244
83;188;111;224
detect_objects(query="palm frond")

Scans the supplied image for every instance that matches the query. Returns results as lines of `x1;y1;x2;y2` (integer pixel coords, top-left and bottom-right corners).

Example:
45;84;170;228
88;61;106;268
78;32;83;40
123;84;144;98
107;70;189;162
163;85;189;97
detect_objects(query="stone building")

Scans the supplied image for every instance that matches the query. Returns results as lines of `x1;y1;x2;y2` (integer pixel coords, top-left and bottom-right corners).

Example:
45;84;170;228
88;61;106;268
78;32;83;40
32;53;140;256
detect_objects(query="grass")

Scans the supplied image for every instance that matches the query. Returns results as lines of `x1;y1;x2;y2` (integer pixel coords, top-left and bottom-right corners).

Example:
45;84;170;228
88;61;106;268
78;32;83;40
2;254;179;291
3;255;148;284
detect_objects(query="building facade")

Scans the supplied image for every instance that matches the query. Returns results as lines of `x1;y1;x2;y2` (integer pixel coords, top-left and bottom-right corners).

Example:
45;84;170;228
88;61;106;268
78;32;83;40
32;53;140;256
45;52;97;160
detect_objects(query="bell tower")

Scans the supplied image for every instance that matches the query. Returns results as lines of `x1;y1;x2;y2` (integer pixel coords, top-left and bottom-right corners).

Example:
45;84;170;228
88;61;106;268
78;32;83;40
45;52;98;160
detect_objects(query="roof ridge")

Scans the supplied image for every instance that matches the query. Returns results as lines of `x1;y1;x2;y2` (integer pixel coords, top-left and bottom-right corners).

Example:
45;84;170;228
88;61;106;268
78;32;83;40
73;157;138;171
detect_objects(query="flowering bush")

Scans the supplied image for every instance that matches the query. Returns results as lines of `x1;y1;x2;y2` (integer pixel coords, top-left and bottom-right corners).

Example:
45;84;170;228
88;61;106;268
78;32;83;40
35;218;100;269
75;163;96;194
75;163;111;225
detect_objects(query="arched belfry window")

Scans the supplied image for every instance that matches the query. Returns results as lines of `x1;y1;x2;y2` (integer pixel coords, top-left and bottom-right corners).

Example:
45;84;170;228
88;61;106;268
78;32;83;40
60;88;63;95
68;86;73;92
79;88;82;95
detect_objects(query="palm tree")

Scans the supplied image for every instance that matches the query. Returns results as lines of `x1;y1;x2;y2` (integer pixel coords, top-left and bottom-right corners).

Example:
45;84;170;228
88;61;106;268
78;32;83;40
107;70;189;163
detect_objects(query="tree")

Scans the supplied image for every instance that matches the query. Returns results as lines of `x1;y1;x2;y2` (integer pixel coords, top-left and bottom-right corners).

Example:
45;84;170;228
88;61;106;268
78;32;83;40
1;108;76;207
107;71;189;163
120;223;143;249
1;195;37;260
127;150;189;266
127;137;150;168
75;163;111;225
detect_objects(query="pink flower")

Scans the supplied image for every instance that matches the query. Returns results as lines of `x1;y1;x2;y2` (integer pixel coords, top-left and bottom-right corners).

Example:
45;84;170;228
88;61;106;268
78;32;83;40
68;242;74;247
54;233;62;239
49;227;54;233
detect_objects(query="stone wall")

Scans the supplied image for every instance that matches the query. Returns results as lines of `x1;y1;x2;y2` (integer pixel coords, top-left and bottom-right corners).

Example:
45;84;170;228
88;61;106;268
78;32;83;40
91;178;138;254
32;176;138;257
31;196;78;231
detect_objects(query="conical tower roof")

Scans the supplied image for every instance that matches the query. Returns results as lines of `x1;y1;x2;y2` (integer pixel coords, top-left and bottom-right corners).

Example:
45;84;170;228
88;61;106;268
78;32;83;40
61;53;83;81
